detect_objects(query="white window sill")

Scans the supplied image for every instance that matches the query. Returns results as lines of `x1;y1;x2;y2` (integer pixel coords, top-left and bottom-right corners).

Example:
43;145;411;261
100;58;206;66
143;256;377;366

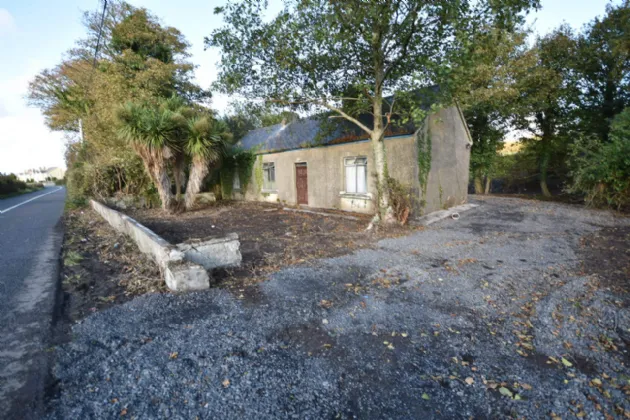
340;192;372;199
261;189;278;193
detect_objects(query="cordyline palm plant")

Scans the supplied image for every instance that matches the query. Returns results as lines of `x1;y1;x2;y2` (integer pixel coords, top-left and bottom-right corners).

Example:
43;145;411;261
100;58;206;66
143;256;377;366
184;116;231;210
116;100;183;212
160;96;191;203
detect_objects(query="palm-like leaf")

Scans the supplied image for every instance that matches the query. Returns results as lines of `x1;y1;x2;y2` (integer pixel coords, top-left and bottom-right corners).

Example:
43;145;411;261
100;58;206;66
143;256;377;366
185;116;231;162
116;101;185;152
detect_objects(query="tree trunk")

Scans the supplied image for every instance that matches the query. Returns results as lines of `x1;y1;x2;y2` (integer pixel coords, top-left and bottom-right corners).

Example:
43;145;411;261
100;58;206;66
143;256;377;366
371;88;396;225
474;176;484;194
184;156;209;210
539;136;552;198
173;152;185;202
153;159;173;211
134;146;173;212
484;177;491;195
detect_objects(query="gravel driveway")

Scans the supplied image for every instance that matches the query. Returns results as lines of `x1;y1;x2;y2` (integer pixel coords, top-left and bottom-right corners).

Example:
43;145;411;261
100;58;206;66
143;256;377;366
47;197;630;419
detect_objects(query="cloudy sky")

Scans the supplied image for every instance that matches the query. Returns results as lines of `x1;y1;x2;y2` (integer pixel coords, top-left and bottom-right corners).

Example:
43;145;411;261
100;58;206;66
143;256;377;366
0;0;621;174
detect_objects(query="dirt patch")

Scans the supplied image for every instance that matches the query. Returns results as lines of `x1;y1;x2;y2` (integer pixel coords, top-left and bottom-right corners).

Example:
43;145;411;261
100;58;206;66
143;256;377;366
578;226;630;298
127;201;415;287
60;209;164;322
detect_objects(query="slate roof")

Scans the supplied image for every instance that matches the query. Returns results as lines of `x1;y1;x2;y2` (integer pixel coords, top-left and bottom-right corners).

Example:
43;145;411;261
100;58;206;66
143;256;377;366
238;87;441;154
238;113;414;153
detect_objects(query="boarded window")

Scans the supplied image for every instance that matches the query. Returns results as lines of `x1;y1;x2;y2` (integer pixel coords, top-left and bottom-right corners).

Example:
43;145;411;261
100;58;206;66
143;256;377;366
263;162;276;190
344;157;367;194
233;171;241;190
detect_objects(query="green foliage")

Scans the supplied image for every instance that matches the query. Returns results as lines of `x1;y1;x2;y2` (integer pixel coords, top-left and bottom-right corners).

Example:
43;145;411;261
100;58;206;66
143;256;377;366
567;108;630;210
254;155;264;192
209;0;539;217
222;101;300;143
219;147;257;198
416;119;432;208
385;176;415;224
573;2;630;142
28;2;205;205
185;117;230;161
0;173;30;197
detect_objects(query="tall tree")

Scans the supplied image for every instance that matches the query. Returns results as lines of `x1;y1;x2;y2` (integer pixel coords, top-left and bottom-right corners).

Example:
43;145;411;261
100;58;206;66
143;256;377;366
575;1;630;142
448;27;533;194
184;116;231;209
514;27;580;196
207;0;539;224
28;2;206;202
116;100;183;211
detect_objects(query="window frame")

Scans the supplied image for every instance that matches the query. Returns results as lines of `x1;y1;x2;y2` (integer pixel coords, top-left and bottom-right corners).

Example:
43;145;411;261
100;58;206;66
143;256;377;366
343;156;368;195
262;162;276;191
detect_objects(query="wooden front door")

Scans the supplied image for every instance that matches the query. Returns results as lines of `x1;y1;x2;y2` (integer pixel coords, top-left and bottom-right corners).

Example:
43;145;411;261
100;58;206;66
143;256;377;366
295;163;308;205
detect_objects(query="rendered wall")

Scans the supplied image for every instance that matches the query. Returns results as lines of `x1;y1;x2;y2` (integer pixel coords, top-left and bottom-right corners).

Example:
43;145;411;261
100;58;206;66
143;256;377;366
420;106;472;212
236;105;471;216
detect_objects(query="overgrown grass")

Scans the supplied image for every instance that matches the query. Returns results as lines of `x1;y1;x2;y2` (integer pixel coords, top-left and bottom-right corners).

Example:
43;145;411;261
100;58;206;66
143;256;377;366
64;251;84;267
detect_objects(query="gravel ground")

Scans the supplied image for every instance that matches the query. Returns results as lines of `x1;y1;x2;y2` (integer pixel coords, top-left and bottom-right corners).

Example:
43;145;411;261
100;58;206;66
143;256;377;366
46;196;630;419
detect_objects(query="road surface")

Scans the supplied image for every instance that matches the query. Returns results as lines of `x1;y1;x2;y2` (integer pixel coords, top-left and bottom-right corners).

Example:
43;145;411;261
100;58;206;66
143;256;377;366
0;187;66;419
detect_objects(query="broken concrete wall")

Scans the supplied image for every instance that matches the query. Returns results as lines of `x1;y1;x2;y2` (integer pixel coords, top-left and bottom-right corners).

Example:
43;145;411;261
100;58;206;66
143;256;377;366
90;200;211;292
176;233;242;270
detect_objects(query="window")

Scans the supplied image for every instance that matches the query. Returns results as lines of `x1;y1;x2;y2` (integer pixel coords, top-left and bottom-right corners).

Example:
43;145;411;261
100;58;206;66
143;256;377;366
263;162;276;190
233;171;241;190
344;157;367;194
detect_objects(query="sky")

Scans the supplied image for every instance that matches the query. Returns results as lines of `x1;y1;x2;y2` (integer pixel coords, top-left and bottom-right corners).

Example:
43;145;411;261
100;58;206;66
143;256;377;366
0;0;622;174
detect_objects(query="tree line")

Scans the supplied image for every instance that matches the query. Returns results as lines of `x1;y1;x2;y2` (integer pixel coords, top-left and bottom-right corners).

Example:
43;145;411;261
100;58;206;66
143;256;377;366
28;0;630;219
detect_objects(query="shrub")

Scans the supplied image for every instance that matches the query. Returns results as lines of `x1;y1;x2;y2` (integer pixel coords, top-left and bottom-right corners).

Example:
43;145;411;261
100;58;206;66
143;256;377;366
385;176;415;224
0;173;28;195
567;108;630;210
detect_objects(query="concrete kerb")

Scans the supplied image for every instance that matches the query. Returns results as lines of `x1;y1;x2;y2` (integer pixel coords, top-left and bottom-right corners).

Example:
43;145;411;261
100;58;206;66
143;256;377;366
89;200;242;292
411;203;479;226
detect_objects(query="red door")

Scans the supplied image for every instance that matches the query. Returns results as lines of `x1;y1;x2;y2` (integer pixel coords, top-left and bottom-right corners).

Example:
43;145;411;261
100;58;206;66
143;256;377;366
296;163;308;205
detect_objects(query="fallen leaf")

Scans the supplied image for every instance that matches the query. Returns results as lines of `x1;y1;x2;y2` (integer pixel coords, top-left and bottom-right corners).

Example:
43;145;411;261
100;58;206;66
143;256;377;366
422;393;430;400
169;352;178;359
521;383;532;390
499;387;513;397
465;377;474;385
561;357;573;368
222;378;230;388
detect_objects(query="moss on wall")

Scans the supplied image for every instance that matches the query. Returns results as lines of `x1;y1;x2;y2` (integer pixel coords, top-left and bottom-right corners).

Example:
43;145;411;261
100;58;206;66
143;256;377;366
417;119;432;210
254;155;264;192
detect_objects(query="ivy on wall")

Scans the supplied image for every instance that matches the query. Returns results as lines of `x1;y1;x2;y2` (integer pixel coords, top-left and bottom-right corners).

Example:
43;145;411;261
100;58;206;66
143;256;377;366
254;155;264;192
219;148;258;199
416;118;432;210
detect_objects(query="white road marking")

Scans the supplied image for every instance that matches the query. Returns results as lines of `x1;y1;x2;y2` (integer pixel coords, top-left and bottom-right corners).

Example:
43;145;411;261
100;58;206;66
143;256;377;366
0;187;64;214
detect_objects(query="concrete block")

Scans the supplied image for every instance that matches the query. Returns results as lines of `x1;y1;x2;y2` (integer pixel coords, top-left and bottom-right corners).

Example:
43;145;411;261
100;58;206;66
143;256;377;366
195;192;216;205
164;260;210;292
176;233;242;270
412;203;479;226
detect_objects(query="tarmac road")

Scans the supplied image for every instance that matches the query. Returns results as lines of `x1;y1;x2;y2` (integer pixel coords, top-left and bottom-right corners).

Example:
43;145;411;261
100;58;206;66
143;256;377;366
0;186;66;419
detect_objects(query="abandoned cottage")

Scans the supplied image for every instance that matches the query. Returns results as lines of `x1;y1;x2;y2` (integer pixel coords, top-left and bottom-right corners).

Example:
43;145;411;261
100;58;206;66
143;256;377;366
225;104;472;216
